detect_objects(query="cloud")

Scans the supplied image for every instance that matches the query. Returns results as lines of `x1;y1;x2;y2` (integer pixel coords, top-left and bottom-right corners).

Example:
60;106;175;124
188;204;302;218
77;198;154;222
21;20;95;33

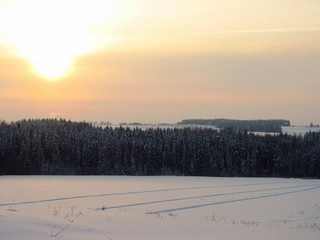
109;27;320;40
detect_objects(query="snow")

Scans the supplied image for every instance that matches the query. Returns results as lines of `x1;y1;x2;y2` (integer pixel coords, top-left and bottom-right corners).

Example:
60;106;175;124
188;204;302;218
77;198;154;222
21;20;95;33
282;126;320;136
100;124;220;131
1;176;320;240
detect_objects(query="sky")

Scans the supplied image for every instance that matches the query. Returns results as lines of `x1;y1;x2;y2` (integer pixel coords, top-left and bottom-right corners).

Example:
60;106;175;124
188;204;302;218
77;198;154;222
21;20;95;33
0;0;320;125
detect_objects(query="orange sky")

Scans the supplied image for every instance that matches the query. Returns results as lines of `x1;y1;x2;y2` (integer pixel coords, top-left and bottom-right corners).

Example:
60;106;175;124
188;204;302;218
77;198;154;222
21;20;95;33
0;0;320;124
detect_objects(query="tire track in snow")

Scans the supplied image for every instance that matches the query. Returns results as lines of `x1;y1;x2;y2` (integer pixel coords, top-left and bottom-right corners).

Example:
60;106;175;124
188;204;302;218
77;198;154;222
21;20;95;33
147;185;320;215
0;181;299;207
90;184;319;211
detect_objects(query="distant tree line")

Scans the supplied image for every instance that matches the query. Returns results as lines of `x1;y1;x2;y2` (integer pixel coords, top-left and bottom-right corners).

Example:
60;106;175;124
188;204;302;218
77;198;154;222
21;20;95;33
0;119;319;178
177;119;290;133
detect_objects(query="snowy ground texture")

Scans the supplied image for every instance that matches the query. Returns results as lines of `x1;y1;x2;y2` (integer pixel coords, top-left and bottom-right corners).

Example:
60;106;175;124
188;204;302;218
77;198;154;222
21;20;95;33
1;176;320;240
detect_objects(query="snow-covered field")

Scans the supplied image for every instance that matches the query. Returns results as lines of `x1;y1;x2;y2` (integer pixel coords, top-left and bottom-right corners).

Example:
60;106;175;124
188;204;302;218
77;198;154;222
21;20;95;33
1;176;320;240
101;124;219;131
282;126;320;136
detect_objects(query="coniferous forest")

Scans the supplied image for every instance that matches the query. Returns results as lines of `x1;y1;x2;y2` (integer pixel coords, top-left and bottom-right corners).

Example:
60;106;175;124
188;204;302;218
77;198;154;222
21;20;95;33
0;119;320;178
177;119;290;133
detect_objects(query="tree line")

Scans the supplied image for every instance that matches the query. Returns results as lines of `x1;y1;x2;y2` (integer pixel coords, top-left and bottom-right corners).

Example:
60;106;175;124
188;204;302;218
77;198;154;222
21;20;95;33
0;119;319;178
177;119;290;133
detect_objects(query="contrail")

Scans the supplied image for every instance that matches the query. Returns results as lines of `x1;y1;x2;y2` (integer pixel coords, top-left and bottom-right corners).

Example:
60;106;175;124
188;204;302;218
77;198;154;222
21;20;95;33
110;27;320;40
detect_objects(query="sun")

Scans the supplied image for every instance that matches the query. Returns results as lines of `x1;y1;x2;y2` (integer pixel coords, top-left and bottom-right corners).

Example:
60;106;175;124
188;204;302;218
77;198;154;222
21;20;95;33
0;0;117;80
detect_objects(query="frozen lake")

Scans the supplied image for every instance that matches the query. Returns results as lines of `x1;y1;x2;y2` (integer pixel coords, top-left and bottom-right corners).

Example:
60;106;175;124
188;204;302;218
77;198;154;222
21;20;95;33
1;176;320;240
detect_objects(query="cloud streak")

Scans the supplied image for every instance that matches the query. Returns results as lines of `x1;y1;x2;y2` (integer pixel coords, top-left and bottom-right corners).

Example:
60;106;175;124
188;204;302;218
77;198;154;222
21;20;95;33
111;27;320;40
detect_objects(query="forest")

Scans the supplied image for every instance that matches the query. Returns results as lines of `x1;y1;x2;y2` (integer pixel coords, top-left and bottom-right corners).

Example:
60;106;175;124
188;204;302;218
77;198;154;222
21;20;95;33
0;119;319;178
177;119;290;133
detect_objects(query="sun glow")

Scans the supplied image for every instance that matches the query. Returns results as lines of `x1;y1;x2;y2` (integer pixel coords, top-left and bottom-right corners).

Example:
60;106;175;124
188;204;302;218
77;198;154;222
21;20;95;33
0;0;117;80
